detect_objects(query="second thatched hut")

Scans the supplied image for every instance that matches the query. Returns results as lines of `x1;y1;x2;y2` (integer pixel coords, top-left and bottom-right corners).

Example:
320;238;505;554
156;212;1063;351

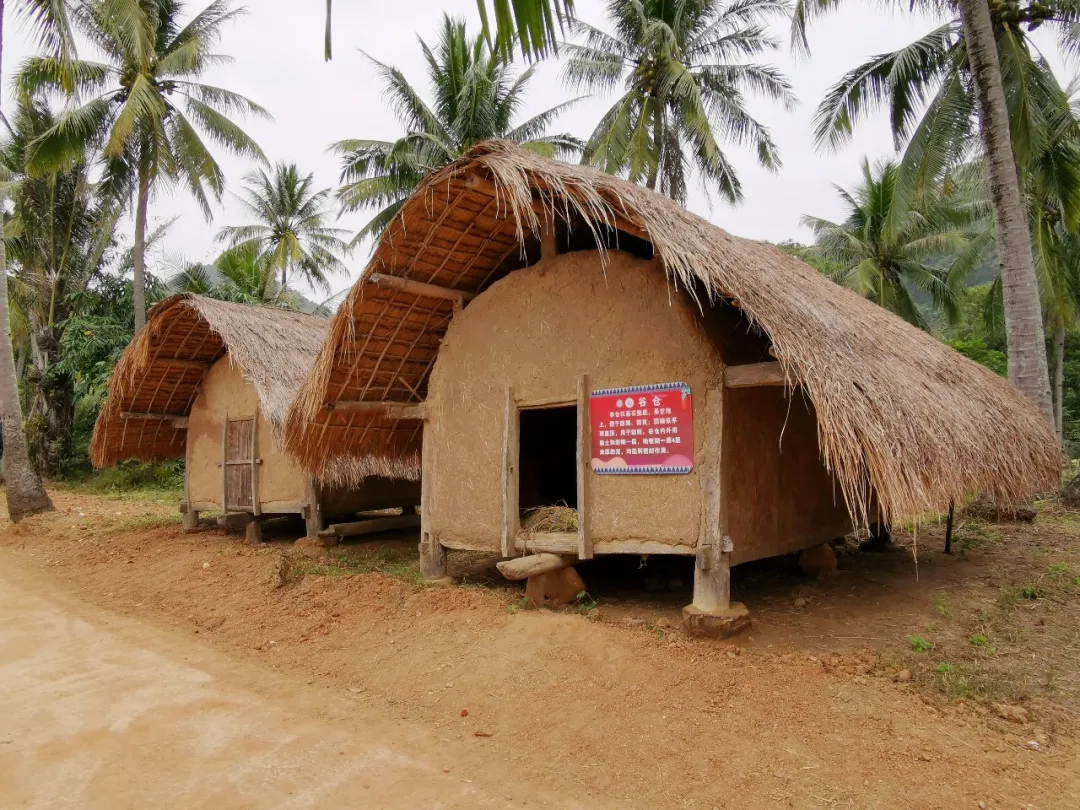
91;294;419;540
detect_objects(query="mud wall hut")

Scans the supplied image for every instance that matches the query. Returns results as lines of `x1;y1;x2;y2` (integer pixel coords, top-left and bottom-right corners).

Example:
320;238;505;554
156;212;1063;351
90;295;419;536
282;142;1060;632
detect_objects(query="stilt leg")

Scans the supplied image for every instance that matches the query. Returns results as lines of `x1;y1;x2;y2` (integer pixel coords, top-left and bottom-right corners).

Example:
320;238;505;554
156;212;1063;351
245;519;263;544
683;546;749;638
419;532;451;585
182;509;200;531
304;504;322;539
944;500;955;554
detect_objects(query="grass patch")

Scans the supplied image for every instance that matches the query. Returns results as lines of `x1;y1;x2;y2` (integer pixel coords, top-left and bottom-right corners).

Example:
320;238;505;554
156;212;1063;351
60;461;183;505
909;635;933;653
290;545;425;586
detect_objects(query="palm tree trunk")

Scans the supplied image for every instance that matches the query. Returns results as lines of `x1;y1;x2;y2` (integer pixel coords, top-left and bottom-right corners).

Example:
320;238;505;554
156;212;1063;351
0;203;54;520
957;0;1054;427
1053;317;1065;446
132;171;152;332
646;100;662;191
0;0;53;521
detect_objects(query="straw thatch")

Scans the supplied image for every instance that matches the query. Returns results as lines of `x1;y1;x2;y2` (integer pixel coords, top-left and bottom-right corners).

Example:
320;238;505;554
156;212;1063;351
90;294;418;481
284;140;1060;525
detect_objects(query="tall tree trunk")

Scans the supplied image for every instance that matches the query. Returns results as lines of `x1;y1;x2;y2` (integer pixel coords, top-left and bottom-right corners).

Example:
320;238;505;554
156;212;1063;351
645;99;662;191
957;0;1054;426
1053;317;1065;446
132;171;151;332
0;0;53;521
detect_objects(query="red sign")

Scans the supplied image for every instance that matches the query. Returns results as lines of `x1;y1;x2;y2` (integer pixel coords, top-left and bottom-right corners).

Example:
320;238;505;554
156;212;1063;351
590;382;693;474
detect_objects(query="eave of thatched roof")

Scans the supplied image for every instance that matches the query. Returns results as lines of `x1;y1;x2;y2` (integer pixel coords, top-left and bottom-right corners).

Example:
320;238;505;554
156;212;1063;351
283;140;1060;524
90;294;420;482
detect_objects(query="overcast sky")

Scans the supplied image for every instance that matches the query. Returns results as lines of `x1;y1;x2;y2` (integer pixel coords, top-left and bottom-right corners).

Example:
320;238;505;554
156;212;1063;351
2;1;1073;302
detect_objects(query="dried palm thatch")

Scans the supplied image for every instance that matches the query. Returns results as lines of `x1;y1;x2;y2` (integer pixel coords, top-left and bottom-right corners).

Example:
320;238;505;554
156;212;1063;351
89;294;418;481
284;140;1059;525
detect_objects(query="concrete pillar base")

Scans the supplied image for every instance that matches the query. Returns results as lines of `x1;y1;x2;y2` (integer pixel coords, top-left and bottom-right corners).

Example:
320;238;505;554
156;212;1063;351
682;602;751;639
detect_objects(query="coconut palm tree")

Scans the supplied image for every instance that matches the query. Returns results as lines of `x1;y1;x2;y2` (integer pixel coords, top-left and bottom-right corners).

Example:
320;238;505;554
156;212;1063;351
332;14;582;243
20;0;269;333
172;244;305;308
2;95;119;475
0;0;73;521
216;162;349;294
797;0;1080;426
323;0;575;60
802;158;988;331
562;0;795;205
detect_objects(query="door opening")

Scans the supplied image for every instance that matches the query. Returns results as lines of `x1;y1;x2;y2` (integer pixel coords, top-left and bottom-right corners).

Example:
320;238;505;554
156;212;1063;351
518;406;578;527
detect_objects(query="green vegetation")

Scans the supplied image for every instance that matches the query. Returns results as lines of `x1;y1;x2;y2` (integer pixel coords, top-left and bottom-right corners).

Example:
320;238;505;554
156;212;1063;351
910;635;933;653
290;545;426;587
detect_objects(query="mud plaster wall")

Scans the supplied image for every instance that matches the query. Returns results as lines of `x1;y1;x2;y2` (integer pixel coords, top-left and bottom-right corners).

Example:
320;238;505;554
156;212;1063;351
187;357;306;508
426;250;722;551
722;386;854;565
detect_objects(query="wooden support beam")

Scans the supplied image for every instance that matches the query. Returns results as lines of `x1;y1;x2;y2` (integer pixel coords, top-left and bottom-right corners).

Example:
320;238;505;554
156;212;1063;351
496;553;572;581
723;361;787;388
120;411;189;429
323;400;426;420
366;272;474;307
317;513;421;539
576;374;593;560
154;358;211;372
501;387;520;557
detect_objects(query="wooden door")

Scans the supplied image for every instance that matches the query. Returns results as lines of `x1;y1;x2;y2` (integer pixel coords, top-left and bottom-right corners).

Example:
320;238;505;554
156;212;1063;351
224;417;255;512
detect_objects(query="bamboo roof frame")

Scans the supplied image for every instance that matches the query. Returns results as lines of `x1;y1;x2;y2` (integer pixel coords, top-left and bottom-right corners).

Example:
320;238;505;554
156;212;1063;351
90;294;419;482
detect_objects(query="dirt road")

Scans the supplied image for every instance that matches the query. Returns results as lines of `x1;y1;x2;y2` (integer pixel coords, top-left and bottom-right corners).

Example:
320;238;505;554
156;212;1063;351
0;564;577;809
5;490;1080;809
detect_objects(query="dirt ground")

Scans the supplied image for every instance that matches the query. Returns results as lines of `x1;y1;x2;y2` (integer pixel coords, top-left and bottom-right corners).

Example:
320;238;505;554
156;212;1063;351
3;488;1080;809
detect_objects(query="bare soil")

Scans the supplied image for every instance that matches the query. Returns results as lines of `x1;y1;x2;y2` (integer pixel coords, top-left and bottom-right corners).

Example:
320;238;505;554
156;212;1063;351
3;487;1080;809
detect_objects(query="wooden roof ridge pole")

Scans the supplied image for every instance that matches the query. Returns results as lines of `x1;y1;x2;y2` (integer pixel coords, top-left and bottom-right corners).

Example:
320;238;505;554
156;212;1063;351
723;361;787;388
324;400;427;420
120;411;189;429
366;272;475;307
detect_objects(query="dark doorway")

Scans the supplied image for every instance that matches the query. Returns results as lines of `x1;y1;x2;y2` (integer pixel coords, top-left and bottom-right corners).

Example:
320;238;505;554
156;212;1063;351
519;406;578;513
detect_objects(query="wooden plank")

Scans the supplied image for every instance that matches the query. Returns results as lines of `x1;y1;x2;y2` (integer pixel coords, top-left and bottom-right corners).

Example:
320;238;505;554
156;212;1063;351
324;400;426;420
518;394;576;409
693;386;729;612
576;374;593;560
367;272;475;306
220;408;228;515
251;412;261;517
120;411;189;429
304;477;323;538
440;532;697;556
317;514;421;539
723;361;787;388
496;553;572;581
260;501;308;514
500;386;520;557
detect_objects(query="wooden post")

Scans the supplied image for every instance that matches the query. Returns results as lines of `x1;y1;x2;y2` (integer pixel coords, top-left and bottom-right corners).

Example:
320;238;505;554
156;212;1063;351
944;499;955;554
576;374;593;560
220;408;229;514
683;385;749;638
304;477;322;538
251;411;261;517
181;507;199;531
418;419;449;582
245;519;263;544
501;387;520;557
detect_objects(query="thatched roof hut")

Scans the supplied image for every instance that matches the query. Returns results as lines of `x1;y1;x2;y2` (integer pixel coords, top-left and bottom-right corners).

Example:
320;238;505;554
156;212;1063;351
285;141;1058;527
91;294;419;536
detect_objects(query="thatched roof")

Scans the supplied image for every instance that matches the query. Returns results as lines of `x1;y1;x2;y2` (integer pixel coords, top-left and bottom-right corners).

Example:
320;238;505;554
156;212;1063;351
283;140;1059;524
90;294;418;481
